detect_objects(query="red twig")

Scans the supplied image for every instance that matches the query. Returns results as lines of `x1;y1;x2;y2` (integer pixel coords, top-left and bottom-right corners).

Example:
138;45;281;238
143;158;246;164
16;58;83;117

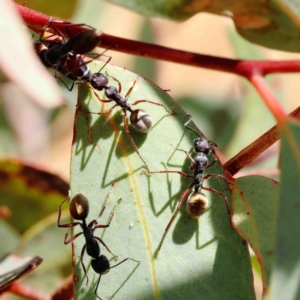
51;275;73;300
5;282;50;300
15;3;300;78
224;106;300;175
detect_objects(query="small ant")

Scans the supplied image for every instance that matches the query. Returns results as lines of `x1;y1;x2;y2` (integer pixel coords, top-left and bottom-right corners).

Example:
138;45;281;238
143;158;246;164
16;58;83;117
145;115;231;254
35;19;176;170
57;185;139;299
34;18;102;89
85;71;176;171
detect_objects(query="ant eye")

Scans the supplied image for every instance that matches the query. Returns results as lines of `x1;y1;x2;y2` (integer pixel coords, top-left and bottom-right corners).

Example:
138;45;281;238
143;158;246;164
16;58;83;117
186;192;208;218
69;193;89;220
130;109;152;133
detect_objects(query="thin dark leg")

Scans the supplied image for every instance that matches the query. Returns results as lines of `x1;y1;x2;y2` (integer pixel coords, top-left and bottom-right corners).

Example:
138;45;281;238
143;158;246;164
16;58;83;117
205;159;217;169
79;244;89;284
122;109;151;172
174;148;195;165
107;74;122;94
94;237;118;258
64;230;83;244
157;188;191;254
110;257;140;269
94;275;102;300
58;196;82;228
146;169;193;179
131;99;174;114
201;185;230;214
202;173;232;185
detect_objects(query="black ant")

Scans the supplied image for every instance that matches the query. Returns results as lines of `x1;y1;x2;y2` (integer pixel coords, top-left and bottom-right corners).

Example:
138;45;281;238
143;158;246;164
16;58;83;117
85;70;176;171
145;115;231;254
34;18;103;90
35;20;176;170
57;185;139;299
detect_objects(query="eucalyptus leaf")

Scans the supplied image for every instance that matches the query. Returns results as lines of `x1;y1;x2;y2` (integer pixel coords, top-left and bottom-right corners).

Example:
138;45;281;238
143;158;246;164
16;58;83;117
69;60;254;299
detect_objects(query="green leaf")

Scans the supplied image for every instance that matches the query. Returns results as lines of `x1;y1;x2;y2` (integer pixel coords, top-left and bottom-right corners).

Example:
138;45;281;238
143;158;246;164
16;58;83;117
69;60;254;299
107;0;300;53
15;212;72;293
232;175;279;296
0;159;68;233
270;119;300;300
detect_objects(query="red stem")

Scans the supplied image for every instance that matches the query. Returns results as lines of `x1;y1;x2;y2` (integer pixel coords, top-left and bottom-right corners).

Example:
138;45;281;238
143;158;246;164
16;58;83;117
5;282;50;300
14;3;300;78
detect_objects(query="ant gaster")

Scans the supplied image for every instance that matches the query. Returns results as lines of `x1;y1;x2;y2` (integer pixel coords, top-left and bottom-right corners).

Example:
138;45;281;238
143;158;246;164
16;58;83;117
57;185;138;300
146;115;231;254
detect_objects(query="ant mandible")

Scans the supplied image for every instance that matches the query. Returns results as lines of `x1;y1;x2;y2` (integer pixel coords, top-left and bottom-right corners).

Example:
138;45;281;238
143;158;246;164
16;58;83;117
57;184;139;299
146;115;231;254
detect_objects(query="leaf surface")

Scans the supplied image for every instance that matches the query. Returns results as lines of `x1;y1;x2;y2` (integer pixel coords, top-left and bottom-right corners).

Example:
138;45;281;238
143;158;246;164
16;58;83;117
70;60;255;299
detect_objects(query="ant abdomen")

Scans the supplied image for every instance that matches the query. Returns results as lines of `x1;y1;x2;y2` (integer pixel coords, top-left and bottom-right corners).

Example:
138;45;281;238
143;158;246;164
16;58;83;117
186;192;208;218
130;109;152;133
69;193;89;220
91;255;110;275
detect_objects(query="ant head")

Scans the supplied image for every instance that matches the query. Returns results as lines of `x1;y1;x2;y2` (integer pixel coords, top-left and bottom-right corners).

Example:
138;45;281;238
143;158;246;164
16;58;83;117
90;73;109;91
130;109;152;133
186;192;208;218
91;255;110;275
69;193;89;220
194;138;218;154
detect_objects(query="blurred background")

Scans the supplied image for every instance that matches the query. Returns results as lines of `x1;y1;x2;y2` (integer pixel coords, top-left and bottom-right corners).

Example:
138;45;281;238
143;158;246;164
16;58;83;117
1;0;300;298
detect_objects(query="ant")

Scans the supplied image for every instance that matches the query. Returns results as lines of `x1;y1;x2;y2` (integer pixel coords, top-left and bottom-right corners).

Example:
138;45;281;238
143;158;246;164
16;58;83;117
35;20;176;170
85;70;176;171
57;185;139;299
34;18;103;89
145;115;231;254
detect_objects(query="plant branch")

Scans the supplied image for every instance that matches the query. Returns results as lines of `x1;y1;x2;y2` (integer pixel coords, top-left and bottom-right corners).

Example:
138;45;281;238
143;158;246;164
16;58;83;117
5;282;50;300
224;106;300;175
15;3;300;78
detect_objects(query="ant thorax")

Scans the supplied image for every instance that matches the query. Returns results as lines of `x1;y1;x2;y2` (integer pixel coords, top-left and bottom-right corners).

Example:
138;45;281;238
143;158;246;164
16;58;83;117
194;152;209;169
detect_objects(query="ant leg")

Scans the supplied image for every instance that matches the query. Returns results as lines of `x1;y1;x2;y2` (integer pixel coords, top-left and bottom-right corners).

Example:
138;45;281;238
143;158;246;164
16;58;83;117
106;74;122;93
203;173;232;185
96;196;122;224
131;99;175;115
157;188;191;254
79;244;89;284
80;50;111;69
110;257;140;269
95;184;119;219
145;169;193;179
56;75;74;91
94;237;118;258
201;185;230;214
94;275;102;300
86;94;118;115
122;109;151;172
173;148;195;165
205;159;217;169
183;115;200;138
58;196;82;228
64;230;83;244
92;90;115;105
